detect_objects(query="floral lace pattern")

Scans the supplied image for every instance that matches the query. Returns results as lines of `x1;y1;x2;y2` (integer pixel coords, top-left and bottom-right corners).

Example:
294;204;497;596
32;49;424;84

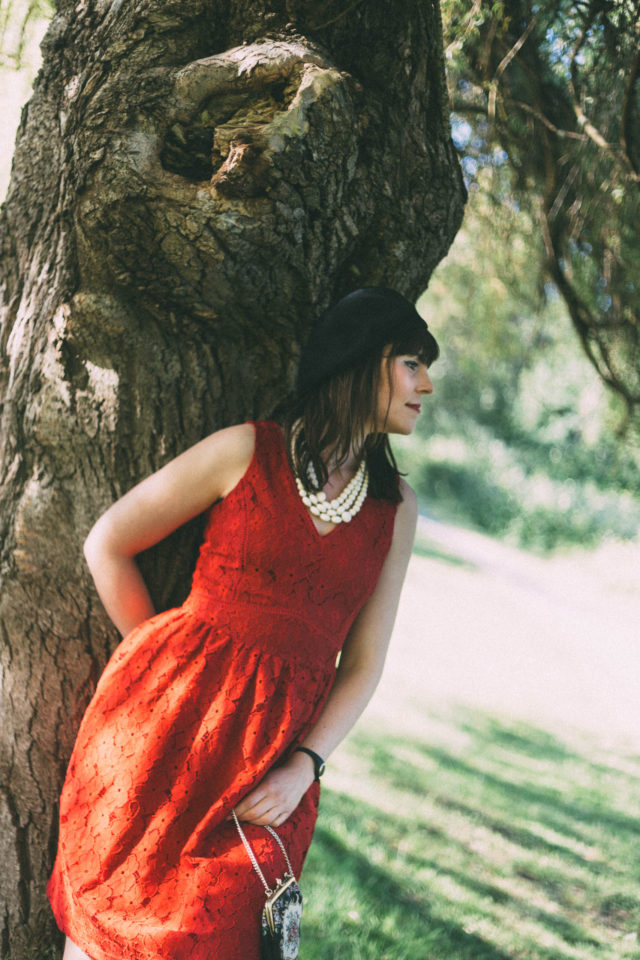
47;421;396;960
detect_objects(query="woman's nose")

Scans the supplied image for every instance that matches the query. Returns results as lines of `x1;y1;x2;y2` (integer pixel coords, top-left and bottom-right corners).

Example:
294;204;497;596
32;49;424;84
420;369;434;394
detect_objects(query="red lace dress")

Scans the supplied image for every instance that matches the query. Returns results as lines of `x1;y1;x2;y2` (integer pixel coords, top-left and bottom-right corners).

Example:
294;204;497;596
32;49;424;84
47;420;397;960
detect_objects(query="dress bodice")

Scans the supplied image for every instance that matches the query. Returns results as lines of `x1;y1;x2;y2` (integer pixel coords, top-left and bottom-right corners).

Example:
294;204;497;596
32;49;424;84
188;420;397;661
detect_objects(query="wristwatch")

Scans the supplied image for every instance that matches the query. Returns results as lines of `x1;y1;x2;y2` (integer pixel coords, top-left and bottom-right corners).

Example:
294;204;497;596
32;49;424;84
294;746;326;781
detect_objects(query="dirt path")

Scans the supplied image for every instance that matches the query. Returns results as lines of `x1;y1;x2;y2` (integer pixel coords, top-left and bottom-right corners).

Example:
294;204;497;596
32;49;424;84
363;515;640;751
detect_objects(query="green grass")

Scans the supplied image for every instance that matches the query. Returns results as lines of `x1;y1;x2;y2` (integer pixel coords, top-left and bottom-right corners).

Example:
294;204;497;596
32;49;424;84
300;710;640;959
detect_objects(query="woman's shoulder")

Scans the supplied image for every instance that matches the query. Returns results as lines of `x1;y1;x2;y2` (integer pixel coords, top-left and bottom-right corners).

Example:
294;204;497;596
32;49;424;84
393;478;418;535
201;420;286;496
200;421;256;463
397;477;417;508
181;422;257;501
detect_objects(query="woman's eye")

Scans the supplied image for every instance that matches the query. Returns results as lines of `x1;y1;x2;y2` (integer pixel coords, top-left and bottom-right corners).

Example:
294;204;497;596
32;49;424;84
404;360;419;371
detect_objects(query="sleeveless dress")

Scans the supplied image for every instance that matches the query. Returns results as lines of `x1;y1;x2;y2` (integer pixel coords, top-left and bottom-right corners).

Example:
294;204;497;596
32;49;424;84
47;420;397;960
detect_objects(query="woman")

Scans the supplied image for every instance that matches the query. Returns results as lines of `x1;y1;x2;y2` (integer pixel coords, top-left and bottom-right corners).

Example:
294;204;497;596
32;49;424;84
48;286;437;960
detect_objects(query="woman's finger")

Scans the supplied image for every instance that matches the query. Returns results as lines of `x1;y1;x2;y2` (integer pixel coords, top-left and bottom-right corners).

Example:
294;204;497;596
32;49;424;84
234;787;267;816
235;794;279;822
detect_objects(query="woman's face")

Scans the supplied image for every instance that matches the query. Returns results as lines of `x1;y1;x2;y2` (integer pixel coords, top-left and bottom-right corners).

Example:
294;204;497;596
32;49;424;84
376;353;434;434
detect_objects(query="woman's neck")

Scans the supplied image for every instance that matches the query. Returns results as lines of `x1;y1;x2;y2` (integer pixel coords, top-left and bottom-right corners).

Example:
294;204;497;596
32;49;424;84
323;444;363;478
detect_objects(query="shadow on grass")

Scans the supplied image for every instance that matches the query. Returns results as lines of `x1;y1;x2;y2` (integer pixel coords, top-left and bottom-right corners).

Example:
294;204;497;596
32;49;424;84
360;723;640;849
301;710;640;960
302;803;517;960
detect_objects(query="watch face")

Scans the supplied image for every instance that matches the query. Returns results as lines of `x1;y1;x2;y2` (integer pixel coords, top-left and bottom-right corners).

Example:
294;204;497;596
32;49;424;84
317;762;326;777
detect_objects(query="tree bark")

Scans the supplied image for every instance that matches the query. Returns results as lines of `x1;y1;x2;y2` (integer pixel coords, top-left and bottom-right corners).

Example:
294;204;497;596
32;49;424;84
0;1;465;955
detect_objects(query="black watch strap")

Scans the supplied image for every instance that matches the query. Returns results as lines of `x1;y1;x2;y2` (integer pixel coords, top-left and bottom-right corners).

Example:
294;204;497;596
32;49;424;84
294;746;326;781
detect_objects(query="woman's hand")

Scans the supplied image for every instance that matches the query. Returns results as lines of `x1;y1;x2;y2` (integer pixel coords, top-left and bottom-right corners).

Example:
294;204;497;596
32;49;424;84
234;752;316;827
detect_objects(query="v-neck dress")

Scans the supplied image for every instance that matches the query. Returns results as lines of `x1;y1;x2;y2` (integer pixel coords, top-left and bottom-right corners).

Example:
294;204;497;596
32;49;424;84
47;420;397;960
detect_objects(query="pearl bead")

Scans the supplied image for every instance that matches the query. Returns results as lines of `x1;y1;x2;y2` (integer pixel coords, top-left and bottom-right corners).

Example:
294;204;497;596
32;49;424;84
291;422;368;525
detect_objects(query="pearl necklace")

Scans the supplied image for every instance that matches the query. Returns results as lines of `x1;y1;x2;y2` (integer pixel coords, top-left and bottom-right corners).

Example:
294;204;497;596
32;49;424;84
291;432;369;525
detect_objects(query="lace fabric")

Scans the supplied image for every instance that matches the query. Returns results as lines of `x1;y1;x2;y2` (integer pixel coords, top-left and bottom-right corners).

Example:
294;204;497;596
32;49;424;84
47;420;396;960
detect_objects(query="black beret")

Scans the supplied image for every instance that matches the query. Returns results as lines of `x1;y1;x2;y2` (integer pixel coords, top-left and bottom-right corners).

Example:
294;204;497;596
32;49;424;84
296;287;434;397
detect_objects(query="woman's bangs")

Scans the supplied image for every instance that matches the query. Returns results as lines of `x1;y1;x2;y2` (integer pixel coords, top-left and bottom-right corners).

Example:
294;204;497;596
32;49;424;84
390;326;440;366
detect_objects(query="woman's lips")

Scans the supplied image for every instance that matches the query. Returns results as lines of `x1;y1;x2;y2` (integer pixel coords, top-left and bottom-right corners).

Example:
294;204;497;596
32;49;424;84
406;404;421;413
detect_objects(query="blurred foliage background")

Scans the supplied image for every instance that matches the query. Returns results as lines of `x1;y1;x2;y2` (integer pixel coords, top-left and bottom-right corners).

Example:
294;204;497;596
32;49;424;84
0;0;51;192
1;0;639;554
400;0;640;552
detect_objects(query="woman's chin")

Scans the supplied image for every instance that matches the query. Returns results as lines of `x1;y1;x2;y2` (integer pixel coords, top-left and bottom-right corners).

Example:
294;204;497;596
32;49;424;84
388;422;416;436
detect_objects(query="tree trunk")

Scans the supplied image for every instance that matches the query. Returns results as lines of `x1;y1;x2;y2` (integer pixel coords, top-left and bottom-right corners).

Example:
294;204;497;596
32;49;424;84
0;1;465;955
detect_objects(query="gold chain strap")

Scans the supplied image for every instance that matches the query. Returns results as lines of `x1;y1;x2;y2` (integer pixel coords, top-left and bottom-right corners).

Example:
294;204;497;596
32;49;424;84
231;809;296;896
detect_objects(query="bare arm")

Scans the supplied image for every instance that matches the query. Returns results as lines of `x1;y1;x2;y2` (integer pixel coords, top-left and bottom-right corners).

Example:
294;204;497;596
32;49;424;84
83;423;256;636
234;479;418;826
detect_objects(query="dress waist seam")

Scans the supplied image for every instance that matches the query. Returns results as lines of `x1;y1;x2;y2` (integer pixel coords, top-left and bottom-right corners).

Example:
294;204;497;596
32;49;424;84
184;590;339;641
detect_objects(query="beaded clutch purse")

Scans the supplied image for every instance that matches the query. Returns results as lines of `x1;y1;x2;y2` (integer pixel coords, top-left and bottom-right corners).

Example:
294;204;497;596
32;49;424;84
232;810;303;960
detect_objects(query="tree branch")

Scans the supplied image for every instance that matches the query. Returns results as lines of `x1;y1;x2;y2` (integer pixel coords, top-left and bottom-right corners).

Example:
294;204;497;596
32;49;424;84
488;14;539;122
567;11;622;162
508;99;588;142
541;207;640;420
444;0;483;56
